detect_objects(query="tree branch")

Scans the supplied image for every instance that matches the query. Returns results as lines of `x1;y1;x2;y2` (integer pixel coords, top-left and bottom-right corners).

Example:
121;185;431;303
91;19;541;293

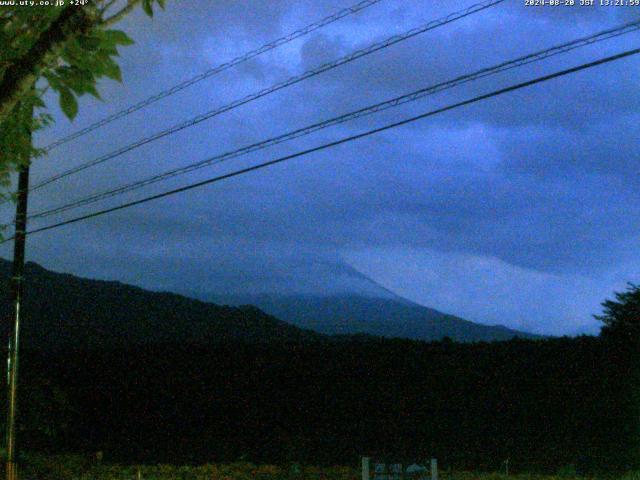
0;6;96;121
100;0;120;13
100;0;141;27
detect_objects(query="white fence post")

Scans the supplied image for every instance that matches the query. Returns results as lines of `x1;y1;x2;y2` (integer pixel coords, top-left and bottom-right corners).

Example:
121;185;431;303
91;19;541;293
430;459;437;480
362;456;370;480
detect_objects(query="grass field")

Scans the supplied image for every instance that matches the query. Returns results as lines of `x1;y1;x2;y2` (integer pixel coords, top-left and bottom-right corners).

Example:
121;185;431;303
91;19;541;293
5;456;639;480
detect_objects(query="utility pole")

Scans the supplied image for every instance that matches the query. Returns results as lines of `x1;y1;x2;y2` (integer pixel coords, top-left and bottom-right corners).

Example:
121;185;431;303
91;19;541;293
5;122;32;480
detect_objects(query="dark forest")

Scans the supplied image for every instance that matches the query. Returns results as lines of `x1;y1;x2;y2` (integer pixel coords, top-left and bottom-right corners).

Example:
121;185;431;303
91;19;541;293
8;334;638;475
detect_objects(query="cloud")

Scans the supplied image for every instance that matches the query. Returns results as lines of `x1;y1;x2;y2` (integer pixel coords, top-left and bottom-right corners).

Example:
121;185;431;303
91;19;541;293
2;0;638;335
344;246;632;335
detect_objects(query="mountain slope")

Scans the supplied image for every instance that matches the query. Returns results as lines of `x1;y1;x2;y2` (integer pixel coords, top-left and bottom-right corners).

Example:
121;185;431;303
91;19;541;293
0;258;539;348
0;260;324;350
205;293;540;342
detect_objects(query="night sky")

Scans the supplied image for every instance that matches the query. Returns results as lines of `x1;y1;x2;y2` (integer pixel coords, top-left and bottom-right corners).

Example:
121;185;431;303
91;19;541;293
2;0;639;336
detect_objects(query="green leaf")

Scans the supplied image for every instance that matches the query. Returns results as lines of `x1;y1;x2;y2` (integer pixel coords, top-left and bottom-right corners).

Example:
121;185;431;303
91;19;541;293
102;29;134;47
43;72;62;91
85;83;102;100
100;43;120;56
32;96;45;108
156;0;166;9
77;35;101;51
59;88;78;120
102;59;122;82
142;0;153;17
60;39;92;69
56;66;93;95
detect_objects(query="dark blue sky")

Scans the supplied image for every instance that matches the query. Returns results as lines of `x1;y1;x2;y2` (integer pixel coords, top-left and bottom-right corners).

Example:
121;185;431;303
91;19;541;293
2;0;639;335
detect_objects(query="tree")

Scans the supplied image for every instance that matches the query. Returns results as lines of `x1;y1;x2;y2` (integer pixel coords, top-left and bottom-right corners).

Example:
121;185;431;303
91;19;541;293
595;283;640;341
0;376;76;448
0;0;166;199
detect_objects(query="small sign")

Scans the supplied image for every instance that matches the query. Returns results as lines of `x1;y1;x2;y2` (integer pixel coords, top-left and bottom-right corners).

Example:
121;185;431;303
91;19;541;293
374;464;387;480
406;464;427;474
390;464;402;480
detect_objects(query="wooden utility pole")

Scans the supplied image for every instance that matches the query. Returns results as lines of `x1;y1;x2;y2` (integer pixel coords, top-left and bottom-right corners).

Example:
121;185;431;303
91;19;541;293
5;129;31;480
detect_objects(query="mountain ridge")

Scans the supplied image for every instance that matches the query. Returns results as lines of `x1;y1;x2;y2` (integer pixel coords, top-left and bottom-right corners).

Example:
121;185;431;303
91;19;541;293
0;258;540;348
202;292;541;342
0;259;324;350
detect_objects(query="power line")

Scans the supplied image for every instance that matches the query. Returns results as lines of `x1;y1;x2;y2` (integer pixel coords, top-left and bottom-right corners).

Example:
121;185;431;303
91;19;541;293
27;0;504;194
42;0;386;152
5;46;637;244
24;19;640;222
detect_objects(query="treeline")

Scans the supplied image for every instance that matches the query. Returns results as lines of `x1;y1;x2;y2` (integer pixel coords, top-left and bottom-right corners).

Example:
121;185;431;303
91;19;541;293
7;335;639;474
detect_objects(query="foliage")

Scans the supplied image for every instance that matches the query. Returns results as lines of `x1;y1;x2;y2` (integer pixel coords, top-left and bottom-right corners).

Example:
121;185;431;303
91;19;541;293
0;375;77;454
0;91;48;201
5;458;358;480
6;335;636;475
595;283;640;341
556;465;578;477
0;0;166;198
0;455;632;480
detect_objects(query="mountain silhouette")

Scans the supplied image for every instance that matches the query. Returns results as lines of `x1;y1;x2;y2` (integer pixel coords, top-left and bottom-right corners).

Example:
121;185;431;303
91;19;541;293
0;259;323;350
204;292;540;342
